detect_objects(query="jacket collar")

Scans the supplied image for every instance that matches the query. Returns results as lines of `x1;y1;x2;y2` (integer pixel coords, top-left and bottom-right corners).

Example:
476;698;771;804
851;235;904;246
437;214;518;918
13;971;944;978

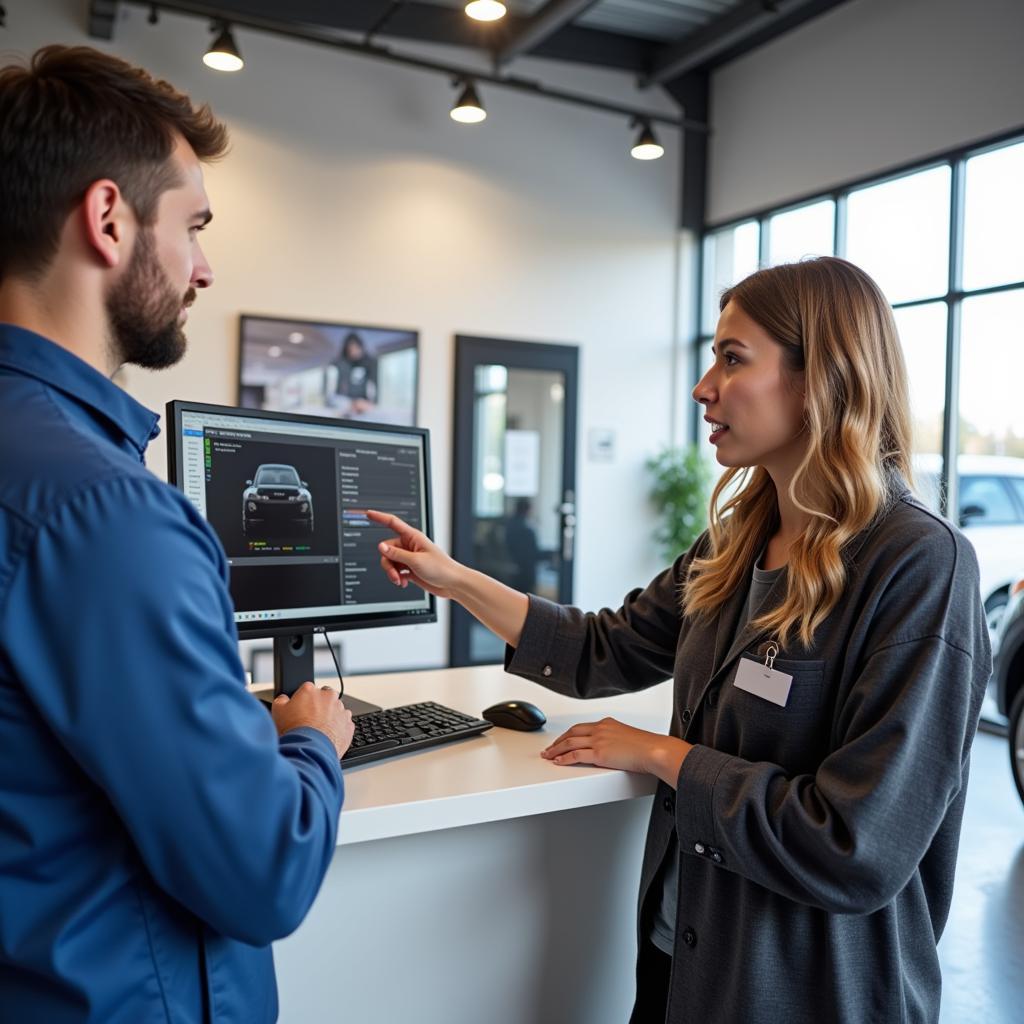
708;467;913;675
711;557;788;675
0;323;160;456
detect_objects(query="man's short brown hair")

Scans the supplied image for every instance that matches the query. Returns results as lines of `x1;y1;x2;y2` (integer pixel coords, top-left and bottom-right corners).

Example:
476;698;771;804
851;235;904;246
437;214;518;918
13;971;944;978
0;45;229;282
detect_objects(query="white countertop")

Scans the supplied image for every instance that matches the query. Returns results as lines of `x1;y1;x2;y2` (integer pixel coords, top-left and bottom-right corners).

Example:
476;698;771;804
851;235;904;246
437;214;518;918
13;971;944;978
260;664;673;847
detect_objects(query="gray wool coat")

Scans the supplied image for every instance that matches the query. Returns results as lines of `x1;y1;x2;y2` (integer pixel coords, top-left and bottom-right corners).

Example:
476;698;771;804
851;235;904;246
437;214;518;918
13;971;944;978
506;483;990;1024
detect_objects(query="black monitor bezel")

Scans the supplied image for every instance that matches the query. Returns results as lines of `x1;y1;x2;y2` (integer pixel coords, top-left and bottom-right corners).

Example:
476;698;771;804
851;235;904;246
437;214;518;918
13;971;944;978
166;399;437;640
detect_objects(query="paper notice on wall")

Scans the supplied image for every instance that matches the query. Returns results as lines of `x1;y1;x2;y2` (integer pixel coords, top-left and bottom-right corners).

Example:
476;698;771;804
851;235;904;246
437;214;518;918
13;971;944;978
587;427;616;463
504;430;540;497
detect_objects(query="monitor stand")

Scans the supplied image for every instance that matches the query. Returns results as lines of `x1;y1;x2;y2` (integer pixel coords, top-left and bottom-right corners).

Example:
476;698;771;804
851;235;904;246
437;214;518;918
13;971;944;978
256;632;382;718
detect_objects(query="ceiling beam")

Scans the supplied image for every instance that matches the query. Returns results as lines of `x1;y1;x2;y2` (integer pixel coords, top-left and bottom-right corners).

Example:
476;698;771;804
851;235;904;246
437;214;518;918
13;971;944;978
641;0;854;87
114;1;697;129
527;22;653;72
663;71;709;233
87;0;121;40
119;1;653;74
493;0;599;67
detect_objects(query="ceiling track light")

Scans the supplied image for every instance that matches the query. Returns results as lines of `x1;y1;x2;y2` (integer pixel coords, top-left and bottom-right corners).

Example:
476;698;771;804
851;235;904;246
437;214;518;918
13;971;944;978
148;4;159;26
450;78;486;124
0;5;7;29
203;22;245;73
630;118;664;161
151;8;699;146
465;1;507;22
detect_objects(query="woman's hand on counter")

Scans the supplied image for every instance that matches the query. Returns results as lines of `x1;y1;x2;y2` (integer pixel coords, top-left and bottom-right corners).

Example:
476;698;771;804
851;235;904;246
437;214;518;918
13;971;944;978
541;718;692;788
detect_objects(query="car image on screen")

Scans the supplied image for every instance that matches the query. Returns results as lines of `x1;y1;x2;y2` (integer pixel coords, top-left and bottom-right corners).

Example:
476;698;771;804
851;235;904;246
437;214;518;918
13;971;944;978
242;464;314;537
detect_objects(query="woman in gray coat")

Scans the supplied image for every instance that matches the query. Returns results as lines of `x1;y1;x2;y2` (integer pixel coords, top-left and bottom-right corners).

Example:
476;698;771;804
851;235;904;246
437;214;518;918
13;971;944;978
369;257;990;1024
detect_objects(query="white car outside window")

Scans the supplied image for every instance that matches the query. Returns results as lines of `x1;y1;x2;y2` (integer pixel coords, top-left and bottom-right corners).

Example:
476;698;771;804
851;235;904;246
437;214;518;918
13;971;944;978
914;454;1024;645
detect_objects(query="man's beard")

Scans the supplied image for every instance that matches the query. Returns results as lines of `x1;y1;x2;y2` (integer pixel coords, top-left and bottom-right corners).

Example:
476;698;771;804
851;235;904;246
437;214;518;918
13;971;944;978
106;228;194;370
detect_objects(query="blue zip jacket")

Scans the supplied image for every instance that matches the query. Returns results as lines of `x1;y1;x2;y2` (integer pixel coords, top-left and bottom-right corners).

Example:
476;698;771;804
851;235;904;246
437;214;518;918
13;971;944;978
0;324;345;1023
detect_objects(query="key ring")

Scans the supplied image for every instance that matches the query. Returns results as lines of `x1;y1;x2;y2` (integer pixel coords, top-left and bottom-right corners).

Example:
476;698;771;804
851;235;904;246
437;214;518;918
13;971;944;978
764;642;779;672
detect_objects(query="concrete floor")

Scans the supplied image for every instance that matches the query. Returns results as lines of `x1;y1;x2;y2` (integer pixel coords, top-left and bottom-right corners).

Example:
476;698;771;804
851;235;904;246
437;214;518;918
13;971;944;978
938;730;1024;1022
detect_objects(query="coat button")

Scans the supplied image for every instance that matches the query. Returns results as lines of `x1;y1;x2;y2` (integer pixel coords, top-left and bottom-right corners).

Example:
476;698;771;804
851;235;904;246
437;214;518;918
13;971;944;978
663;795;675;813
542;665;552;677
683;928;697;948
681;708;692;724
694;842;705;855
710;849;723;863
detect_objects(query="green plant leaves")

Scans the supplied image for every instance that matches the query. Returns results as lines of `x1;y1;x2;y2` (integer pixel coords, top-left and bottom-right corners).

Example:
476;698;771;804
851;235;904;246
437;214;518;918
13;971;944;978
646;445;712;562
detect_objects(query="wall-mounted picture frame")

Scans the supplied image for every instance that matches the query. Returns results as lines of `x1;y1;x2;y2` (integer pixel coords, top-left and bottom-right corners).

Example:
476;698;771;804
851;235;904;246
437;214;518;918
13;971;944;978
238;315;418;426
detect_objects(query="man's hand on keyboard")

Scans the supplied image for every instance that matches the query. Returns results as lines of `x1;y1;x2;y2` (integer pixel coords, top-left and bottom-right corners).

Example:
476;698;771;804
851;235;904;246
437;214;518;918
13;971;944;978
271;682;355;759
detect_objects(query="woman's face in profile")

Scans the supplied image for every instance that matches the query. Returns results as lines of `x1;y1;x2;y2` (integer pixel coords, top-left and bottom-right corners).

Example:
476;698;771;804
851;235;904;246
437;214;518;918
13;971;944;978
692;300;807;476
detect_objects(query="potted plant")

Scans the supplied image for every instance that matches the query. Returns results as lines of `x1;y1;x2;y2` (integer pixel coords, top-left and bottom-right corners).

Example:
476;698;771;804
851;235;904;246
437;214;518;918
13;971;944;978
646;445;712;562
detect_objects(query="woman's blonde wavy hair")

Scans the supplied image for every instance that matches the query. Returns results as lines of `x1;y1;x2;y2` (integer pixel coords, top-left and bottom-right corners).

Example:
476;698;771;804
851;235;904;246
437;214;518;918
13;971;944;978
682;257;914;651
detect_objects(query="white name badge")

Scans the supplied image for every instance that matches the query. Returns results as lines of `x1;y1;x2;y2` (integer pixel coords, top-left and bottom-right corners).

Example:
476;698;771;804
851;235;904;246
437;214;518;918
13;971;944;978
733;656;794;708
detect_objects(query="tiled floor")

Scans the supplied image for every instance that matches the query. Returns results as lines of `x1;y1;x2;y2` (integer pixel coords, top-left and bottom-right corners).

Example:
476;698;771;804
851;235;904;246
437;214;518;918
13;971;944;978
938;729;1024;1022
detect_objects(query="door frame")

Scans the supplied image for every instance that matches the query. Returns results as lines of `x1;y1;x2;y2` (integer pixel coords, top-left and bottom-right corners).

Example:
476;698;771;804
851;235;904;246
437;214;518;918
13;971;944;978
450;335;579;667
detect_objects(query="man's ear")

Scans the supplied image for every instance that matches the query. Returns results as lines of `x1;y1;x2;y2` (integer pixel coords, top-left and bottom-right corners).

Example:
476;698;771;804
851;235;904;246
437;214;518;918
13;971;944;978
80;179;133;269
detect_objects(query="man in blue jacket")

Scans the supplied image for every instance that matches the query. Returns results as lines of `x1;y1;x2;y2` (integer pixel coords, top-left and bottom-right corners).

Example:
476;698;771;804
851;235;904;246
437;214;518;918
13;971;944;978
0;46;354;1022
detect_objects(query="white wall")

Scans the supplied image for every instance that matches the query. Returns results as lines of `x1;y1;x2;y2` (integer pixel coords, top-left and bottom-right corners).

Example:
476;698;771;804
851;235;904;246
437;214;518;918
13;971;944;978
708;0;1024;223
3;0;683;672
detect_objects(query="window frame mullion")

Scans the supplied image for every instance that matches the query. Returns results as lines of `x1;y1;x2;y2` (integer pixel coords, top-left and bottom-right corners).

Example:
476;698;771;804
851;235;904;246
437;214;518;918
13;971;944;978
940;157;967;519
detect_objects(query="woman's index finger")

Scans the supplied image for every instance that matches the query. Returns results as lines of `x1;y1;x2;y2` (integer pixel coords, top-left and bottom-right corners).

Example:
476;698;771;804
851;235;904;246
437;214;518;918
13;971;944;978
368;510;425;550
367;508;405;530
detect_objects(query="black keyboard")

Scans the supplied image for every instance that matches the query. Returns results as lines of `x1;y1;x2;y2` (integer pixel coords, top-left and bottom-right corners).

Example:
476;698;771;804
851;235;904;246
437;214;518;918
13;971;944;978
341;701;493;768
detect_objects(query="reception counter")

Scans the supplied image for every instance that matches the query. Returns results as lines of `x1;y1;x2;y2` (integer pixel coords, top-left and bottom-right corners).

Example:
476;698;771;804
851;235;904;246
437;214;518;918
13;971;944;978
268;664;673;1024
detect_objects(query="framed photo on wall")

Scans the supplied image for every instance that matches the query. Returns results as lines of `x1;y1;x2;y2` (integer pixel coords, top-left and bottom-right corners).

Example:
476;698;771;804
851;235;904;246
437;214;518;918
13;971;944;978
237;315;418;426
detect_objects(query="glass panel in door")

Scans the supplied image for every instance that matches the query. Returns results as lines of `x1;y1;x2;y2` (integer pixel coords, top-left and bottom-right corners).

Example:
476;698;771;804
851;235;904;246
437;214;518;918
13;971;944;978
468;365;568;663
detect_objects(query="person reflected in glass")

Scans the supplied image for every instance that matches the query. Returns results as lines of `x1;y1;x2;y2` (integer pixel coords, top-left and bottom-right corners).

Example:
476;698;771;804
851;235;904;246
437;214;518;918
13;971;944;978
334;331;377;415
504;497;541;593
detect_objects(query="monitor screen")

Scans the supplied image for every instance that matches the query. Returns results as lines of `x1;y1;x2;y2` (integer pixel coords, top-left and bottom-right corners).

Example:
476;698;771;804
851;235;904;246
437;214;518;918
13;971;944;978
166;401;435;638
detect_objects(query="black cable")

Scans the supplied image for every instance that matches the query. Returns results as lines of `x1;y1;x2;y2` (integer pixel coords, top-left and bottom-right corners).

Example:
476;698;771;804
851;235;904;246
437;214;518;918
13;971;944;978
364;0;407;46
322;632;344;697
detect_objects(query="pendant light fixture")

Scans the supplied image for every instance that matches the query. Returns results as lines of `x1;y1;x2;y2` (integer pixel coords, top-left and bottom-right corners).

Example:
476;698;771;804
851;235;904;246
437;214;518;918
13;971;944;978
203;23;245;72
465;1;507;22
630;119;664;161
450;79;487;123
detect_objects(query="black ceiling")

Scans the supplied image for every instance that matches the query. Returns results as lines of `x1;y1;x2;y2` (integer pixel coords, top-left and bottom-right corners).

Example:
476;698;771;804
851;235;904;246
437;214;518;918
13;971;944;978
89;0;855;88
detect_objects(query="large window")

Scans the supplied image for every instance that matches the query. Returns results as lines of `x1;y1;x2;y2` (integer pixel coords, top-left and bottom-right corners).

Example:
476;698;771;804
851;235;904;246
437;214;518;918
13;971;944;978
766;199;835;267
963;140;1024;291
845;166;950;305
891;302;948;456
959;289;1024;458
701;220;759;334
698;129;1024;525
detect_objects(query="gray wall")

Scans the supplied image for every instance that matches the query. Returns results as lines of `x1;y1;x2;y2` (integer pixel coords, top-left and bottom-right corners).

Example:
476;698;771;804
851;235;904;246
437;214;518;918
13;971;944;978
708;0;1024;223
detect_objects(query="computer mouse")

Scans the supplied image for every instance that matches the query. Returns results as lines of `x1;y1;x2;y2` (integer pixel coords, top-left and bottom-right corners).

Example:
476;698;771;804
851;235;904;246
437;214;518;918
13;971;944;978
481;699;547;732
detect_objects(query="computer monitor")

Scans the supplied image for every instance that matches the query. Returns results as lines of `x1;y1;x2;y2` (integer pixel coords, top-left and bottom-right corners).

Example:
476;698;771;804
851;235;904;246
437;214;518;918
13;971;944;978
166;400;435;714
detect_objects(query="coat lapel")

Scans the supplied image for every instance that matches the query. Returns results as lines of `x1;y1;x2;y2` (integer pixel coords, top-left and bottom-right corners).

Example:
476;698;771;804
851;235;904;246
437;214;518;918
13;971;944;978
705;472;911;684
712;577;750;674
710;565;790;684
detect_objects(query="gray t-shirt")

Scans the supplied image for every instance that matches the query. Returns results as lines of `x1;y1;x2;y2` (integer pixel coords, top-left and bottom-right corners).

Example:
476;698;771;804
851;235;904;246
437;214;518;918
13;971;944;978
649;555;784;956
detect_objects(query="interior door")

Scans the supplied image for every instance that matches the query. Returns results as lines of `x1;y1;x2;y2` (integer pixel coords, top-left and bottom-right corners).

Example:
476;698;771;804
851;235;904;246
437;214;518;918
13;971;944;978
451;336;579;666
